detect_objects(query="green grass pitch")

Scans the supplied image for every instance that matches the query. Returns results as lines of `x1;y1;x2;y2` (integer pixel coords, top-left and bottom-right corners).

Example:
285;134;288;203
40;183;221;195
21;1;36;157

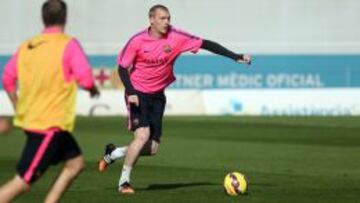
0;116;359;202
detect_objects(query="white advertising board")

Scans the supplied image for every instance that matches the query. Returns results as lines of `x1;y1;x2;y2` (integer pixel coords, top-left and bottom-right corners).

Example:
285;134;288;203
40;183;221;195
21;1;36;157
1;89;360;116
202;89;360;116
0;90;205;116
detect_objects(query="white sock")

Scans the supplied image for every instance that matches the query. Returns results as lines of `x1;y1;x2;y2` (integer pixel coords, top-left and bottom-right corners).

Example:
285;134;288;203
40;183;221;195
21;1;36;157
119;165;132;187
110;147;127;160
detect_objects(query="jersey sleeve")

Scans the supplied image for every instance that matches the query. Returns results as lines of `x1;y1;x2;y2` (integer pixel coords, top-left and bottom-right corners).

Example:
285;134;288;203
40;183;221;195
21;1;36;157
63;38;94;89
173;28;203;54
117;38;140;69
2;52;18;93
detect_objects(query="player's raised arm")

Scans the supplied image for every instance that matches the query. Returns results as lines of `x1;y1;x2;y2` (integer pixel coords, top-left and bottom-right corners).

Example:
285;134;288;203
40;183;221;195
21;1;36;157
201;39;252;65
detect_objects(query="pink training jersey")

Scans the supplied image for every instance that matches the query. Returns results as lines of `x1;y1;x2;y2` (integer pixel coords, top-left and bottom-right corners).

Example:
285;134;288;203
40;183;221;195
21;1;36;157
2;26;94;93
117;26;203;93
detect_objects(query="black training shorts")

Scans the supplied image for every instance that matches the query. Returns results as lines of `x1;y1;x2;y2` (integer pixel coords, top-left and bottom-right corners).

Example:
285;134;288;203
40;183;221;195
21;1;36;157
17;130;82;184
125;90;166;142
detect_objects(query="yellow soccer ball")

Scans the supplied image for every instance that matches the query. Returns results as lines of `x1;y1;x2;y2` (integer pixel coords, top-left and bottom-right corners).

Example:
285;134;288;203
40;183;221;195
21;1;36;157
223;172;248;196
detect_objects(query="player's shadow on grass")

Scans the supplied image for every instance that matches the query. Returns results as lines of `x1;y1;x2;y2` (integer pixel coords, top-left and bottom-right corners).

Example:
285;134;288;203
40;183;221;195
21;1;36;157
140;182;220;191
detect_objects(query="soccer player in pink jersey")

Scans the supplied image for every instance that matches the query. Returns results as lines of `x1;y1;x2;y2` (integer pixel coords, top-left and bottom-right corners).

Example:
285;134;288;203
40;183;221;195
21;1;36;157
0;1;99;202
98;4;251;194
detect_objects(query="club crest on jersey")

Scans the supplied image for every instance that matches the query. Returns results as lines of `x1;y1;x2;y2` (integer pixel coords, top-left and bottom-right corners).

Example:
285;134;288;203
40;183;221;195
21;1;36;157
163;44;172;53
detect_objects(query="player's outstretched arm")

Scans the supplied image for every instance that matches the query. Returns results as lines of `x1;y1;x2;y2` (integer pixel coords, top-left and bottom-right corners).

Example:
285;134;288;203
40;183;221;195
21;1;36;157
201;39;251;65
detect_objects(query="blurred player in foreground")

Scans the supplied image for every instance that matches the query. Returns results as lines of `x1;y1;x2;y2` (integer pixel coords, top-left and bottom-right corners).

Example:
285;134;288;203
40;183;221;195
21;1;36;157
0;0;99;202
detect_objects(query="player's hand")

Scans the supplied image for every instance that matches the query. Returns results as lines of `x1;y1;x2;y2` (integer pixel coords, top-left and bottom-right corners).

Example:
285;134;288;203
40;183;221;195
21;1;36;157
0;117;12;135
128;95;139;107
237;54;252;65
89;85;100;98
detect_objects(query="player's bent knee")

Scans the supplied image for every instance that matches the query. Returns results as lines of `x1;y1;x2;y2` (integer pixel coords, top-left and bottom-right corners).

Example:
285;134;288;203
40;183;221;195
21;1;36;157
135;134;149;144
150;146;158;155
150;141;159;155
140;139;159;156
14;175;31;192
65;156;85;175
135;128;150;143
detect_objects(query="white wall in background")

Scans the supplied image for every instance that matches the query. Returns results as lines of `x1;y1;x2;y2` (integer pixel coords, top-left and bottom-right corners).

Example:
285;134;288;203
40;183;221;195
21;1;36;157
0;0;359;54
